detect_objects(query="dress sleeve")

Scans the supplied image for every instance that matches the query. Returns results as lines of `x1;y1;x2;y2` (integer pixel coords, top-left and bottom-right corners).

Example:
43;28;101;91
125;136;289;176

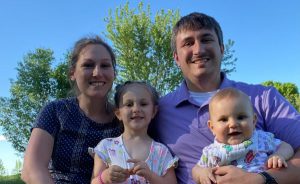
94;139;111;165
154;143;178;176
32;101;60;137
197;146;210;167
197;144;223;168
259;131;281;154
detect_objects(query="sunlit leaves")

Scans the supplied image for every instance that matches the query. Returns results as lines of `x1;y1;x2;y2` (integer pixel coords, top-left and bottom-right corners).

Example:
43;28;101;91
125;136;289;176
105;2;237;94
0;49;70;153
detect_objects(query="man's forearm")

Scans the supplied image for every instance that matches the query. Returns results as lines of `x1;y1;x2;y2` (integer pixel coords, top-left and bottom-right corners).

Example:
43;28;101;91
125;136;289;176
267;147;300;183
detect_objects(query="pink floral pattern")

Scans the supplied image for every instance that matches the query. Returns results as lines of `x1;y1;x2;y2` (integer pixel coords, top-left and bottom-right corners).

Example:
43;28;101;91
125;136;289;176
94;135;178;183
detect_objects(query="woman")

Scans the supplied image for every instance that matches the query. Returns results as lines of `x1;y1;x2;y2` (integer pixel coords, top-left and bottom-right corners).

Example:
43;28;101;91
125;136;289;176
21;36;123;184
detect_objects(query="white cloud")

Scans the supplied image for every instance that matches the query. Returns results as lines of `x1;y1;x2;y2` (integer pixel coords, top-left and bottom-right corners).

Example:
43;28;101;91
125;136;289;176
0;135;7;141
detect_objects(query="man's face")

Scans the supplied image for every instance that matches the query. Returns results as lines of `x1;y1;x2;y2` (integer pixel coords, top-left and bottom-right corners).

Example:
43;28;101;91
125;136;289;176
173;29;224;91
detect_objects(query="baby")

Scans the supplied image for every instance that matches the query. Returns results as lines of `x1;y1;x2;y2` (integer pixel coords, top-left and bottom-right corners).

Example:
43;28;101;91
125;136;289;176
192;88;294;184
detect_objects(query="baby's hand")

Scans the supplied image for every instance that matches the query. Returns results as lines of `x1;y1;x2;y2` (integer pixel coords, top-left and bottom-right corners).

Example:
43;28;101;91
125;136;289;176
192;165;216;184
267;154;288;169
127;159;152;180
107;165;130;183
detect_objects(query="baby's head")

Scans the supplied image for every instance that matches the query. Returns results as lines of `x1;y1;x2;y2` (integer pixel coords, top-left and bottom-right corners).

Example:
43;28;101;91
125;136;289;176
114;81;159;131
208;88;257;145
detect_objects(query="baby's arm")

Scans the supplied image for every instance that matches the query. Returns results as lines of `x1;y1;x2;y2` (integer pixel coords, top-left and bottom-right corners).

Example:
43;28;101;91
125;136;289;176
192;165;216;184
91;154;130;184
267;141;294;169
127;159;177;184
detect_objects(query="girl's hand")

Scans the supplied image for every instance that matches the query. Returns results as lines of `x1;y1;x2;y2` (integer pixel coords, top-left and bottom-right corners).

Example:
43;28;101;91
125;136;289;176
127;159;152;181
106;165;130;183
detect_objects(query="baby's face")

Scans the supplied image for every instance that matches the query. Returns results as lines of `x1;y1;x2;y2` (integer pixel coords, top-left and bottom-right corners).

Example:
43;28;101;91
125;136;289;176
208;96;256;145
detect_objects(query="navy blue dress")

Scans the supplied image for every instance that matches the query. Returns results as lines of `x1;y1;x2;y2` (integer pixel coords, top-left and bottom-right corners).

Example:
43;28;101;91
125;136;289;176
33;97;123;184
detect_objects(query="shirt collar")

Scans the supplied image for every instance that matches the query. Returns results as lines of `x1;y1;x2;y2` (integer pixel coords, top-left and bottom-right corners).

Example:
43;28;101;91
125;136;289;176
173;72;232;107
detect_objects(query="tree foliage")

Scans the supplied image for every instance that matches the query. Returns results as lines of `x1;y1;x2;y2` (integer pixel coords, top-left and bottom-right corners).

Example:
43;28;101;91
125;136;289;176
262;81;300;111
105;2;181;94
105;2;237;94
11;160;22;175
222;39;237;74
0;159;6;176
1;3;238;153
0;49;71;153
296;95;300;112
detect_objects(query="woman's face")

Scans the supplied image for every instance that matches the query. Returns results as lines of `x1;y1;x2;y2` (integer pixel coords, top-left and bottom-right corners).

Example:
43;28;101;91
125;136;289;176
70;44;115;99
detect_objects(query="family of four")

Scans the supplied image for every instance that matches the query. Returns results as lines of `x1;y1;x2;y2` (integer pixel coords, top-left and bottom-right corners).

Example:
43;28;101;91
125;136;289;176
22;12;300;184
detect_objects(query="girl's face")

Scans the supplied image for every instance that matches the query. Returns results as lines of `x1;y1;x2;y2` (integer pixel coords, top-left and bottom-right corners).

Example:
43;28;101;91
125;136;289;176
115;84;158;132
70;44;115;99
208;95;257;145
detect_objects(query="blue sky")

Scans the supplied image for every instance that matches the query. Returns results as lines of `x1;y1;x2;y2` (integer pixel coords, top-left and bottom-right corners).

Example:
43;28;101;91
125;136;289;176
0;0;299;174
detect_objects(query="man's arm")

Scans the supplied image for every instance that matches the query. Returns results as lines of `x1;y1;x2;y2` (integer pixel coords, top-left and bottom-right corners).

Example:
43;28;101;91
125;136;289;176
212;147;300;184
267;147;300;183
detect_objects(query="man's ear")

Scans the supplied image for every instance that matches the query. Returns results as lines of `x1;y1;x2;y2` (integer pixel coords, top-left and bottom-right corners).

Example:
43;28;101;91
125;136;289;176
173;51;180;67
220;44;225;55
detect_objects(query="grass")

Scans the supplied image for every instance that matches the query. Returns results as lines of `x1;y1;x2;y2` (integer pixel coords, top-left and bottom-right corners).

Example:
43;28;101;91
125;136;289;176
0;174;24;184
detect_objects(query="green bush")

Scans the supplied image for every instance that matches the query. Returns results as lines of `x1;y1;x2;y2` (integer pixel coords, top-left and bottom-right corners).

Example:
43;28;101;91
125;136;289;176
0;174;24;184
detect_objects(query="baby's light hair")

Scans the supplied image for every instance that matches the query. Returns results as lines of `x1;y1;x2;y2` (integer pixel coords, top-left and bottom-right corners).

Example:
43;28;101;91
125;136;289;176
209;88;254;116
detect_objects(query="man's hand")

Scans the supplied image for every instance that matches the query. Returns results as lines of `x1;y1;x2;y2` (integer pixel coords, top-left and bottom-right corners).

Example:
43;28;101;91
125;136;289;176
213;165;265;184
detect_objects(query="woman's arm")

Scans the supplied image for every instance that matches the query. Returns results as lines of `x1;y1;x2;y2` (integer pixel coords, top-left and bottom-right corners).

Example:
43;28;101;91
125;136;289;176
21;128;54;184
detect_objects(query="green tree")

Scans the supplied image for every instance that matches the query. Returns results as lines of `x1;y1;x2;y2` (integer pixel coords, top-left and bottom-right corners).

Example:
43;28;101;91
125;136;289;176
11;160;22;175
262;81;300;111
296;95;300;112
0;3;238;154
0;159;6;176
105;2;237;94
0;48;71;153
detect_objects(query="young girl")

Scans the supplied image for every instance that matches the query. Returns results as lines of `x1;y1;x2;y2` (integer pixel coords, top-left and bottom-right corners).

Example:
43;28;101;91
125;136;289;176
91;81;178;184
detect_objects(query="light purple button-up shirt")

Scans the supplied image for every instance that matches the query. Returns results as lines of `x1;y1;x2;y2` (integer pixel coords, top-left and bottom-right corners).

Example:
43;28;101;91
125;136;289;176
150;73;300;184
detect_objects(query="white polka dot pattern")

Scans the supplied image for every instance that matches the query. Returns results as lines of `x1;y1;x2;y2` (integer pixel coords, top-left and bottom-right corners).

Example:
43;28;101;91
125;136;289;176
32;97;123;183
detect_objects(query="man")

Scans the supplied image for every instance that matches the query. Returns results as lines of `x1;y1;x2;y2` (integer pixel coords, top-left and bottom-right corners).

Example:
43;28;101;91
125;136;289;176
150;12;300;184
